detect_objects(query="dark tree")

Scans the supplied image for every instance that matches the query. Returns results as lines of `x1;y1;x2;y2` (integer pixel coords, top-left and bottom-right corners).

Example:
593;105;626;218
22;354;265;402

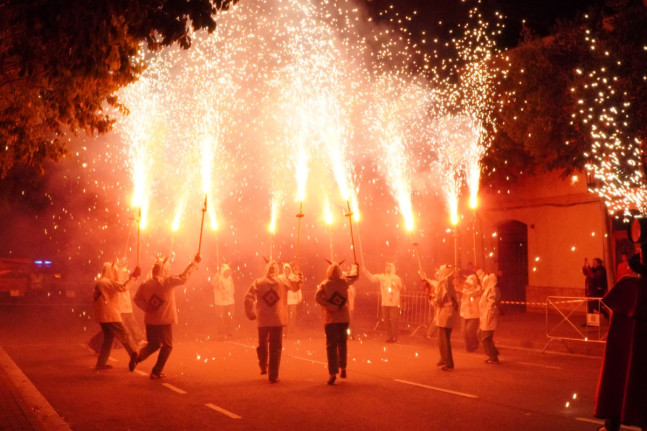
483;1;647;186
0;0;236;177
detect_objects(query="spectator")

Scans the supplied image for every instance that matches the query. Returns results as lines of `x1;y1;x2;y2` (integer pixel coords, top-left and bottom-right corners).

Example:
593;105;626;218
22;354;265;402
616;253;635;281
594;254;647;431
212;263;236;340
363;262;405;343
282;264;303;336
583;257;609;321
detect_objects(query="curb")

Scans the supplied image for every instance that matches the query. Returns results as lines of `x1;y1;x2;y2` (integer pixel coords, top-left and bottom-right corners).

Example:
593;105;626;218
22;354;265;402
0;346;72;431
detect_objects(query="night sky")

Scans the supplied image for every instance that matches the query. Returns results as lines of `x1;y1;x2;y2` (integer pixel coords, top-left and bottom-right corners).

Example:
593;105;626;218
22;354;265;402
365;0;601;47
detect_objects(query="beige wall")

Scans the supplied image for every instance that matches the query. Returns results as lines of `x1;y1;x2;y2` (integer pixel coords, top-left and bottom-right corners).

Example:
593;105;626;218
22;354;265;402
474;171;611;302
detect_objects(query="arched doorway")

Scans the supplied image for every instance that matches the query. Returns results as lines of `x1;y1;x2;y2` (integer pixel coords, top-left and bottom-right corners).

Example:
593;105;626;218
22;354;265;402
497;220;528;311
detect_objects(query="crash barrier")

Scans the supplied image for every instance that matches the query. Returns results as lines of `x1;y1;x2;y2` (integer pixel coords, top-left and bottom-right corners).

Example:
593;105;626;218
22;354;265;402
543;296;608;353
373;291;434;336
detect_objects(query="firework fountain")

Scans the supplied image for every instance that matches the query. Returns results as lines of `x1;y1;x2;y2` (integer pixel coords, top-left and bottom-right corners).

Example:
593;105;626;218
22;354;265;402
39;0;507;288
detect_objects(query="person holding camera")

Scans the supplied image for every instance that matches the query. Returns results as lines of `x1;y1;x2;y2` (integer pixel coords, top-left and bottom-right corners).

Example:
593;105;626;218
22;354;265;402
582;257;609;321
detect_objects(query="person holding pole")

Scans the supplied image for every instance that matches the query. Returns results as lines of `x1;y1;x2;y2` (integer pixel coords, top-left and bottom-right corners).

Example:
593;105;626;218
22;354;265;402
88;257;144;353
244;260;303;383
315;261;359;385
363;262;405;343
212;263;236;340
93;261;141;371
132;255;200;379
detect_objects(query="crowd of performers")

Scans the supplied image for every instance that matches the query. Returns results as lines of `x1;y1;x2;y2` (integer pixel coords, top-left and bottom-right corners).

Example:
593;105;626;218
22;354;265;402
90;253;502;384
89;240;647;430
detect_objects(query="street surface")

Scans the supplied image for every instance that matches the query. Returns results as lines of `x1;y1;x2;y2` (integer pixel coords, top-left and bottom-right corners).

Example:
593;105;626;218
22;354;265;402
0;305;611;431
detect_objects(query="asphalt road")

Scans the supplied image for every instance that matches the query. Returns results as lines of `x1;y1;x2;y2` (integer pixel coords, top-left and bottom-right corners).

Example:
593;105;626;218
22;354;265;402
0;305;607;431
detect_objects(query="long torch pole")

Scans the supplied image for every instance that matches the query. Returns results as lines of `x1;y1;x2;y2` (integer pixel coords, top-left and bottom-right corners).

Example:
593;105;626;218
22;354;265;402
136;207;141;267
345;201;358;264
198;194;207;256
411;232;425;279
472;209;477;268
296;201;304;269
123;218;133;259
453;226;459;269
216;234;220;271
356;218;365;267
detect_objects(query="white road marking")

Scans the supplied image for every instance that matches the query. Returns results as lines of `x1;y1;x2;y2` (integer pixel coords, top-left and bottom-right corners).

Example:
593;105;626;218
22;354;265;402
576;417;640;430
134;370;148;377
498;344;601;359
517;361;562;370
205;403;242;419
394;379;479;399
225;341;255;349
162;383;187;394
292;356;327;366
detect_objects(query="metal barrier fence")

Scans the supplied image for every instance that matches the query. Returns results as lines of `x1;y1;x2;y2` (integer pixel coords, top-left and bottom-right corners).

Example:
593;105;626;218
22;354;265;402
373;291;434;336
543;296;608;353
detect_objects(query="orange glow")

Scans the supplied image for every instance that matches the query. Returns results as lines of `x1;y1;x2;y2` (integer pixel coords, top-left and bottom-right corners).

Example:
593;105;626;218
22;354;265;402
295;150;309;203
448;190;459;226
268;197;279;234
323;196;333;225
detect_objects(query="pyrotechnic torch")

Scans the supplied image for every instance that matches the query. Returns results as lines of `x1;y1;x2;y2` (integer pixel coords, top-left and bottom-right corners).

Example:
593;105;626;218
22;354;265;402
197;194;207;256
344;201;358;265
295;201;304;270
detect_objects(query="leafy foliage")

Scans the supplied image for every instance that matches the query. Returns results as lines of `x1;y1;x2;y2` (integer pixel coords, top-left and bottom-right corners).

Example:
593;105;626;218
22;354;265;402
0;0;236;177
483;2;647;186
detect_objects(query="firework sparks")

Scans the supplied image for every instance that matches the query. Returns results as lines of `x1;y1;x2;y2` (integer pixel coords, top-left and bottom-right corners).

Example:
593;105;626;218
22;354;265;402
37;0;511;284
575;24;647;217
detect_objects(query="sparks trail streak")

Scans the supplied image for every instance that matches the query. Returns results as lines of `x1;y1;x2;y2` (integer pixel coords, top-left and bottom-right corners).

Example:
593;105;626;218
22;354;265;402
368;73;428;232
